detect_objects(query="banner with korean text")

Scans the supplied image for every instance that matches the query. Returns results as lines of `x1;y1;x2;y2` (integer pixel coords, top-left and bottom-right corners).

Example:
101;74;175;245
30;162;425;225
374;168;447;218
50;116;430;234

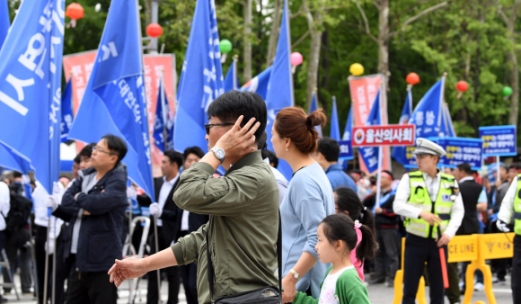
479;125;517;157
63;51;176;176
348;74;390;173
434;137;483;170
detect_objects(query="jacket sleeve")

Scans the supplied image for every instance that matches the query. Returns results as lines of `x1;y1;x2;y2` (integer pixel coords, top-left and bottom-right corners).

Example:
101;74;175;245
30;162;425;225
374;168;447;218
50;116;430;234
75;173;127;215
171;223;206;265
337;274;370;304
60;177;83;215
52;205;74;222
292;292;319;304
173;162;259;217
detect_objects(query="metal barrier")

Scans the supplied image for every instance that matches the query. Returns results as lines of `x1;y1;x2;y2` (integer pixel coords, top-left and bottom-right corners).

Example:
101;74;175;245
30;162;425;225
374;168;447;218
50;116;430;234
392;233;515;304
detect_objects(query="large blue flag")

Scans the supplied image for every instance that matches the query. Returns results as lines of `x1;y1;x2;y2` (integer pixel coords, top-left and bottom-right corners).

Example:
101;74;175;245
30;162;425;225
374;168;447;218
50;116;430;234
224;56;240;92
61;79;73;142
359;90;382;174
309;90;322;137
265;0;293;180
343;105;353;141
409;77;444;138
0;0;9;48
330;96;341;141
174;0;224;153
440;103;456;137
240;66;272;100
68;0;154;198
0;0;64;194
154;78;174;153
392;88;413;165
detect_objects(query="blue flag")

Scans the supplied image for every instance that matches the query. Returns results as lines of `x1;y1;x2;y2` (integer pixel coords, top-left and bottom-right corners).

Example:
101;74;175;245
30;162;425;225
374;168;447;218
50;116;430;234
440;103;456;137
0;0;64;194
224;56;240;92
409;77;444;138
392;88;413;165
309;90;322;137
68;0;154;198
265;0;293;180
359;90;382;174
0;0;9;48
240;66;272;100
174;0;224;153
343;105;353;141
0;143;30;174
153;78;174;153
330;96;341;141
61;79;73;142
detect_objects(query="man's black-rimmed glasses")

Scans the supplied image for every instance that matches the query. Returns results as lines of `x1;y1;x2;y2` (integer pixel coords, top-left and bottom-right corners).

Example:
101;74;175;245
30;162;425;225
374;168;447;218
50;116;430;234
205;123;234;135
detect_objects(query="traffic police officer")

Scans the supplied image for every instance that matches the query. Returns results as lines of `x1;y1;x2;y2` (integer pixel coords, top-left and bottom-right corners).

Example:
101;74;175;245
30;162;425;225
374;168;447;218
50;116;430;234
394;138;464;304
496;171;521;303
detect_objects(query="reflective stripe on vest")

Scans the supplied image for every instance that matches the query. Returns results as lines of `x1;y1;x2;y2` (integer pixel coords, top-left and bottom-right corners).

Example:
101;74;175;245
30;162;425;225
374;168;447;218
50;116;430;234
405;171;456;238
513;175;521;235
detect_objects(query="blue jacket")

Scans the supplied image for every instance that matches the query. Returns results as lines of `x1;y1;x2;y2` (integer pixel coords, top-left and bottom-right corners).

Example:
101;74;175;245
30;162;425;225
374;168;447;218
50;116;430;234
61;164;128;272
325;163;357;192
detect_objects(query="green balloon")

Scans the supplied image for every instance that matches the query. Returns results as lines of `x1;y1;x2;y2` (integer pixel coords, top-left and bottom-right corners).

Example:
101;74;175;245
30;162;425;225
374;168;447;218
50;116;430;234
502;86;513;97
220;39;232;54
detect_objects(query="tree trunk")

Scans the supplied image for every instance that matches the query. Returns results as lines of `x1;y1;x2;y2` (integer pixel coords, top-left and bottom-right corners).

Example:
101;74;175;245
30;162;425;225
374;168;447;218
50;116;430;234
266;0;282;66
243;0;253;82
377;0;389;80
307;30;322;110
143;0;152;27
507;27;519;127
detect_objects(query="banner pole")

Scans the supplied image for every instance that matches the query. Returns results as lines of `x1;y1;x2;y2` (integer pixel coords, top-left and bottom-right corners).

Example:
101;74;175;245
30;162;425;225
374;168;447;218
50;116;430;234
375;146;383;209
496;155;500;184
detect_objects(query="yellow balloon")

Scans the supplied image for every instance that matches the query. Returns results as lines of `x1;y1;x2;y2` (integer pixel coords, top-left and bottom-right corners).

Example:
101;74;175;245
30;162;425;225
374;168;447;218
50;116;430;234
350;63;364;76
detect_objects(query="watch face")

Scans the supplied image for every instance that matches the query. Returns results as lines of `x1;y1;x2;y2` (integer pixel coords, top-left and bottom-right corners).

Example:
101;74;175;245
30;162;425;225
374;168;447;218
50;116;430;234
215;148;225;159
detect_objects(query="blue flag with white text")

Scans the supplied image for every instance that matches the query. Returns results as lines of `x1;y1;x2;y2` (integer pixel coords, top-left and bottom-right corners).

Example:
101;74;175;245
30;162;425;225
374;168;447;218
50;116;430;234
0;0;9;48
224;58;240;92
330;97;341;141
309;91;322;137
0;0;64;194
153;79;173;153
409;77;444;138
359;90;382;174
174;0;224;153
68;0;154;198
265;0;293;180
392;88;413;165
61;79;73;142
240;66;272;100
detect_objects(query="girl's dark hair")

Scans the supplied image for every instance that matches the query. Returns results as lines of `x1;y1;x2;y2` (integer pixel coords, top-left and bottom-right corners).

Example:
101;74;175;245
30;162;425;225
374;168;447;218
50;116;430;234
275;107;327;154
334;187;375;231
321;214;377;262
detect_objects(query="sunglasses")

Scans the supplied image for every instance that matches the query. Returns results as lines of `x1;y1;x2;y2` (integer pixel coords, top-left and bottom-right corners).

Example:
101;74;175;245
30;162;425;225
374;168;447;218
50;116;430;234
204;123;234;135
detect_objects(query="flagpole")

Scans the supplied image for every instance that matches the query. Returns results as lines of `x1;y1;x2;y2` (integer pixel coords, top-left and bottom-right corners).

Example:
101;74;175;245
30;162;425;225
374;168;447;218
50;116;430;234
233;55;238;90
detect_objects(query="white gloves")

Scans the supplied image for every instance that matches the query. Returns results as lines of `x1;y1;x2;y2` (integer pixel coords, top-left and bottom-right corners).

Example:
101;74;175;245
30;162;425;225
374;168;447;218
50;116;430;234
46;196;59;211
45;239;55;255
497;220;510;232
149;203;162;217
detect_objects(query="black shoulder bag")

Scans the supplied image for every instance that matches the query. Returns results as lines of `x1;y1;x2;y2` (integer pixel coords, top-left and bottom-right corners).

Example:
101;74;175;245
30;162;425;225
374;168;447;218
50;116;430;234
206;214;282;303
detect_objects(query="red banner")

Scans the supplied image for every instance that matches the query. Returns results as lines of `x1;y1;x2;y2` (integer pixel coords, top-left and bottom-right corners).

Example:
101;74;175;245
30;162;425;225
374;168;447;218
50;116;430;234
352;125;416;147
348;74;390;173
63;51;176;176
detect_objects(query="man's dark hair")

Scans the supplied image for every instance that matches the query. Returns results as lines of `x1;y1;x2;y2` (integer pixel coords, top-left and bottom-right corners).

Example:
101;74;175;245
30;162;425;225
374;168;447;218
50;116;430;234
102;134;127;165
207;91;267;144
456;163;472;175
183;146;204;160
12;171;22;179
317;137;340;162
164;150;184;168
79;143;96;159
73;155;81;164
261;150;279;168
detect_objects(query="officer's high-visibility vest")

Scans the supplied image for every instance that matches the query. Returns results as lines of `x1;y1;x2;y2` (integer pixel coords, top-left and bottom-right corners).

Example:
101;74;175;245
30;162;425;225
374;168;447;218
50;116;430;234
406;171;457;238
513;175;521;235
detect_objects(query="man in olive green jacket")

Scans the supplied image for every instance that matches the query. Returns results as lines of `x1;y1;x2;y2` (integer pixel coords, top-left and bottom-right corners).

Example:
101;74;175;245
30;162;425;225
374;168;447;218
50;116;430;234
108;91;280;304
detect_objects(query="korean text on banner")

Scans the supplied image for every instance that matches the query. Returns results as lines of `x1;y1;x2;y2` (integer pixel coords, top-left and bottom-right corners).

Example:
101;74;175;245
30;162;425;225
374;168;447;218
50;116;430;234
352;125;416;147
479;125;517;157
435;137;483;170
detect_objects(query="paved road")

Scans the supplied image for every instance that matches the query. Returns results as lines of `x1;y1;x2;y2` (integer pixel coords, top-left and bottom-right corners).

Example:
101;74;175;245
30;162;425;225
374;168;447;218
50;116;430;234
5;274;514;303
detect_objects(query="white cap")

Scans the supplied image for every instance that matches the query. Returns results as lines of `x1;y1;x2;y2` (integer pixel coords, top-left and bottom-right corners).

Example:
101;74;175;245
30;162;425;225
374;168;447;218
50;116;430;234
413;138;446;157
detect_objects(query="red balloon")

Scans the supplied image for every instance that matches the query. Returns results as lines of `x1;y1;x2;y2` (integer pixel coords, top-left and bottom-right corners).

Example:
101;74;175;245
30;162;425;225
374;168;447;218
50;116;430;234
146;23;163;38
406;73;420;86
455;80;469;93
66;3;84;20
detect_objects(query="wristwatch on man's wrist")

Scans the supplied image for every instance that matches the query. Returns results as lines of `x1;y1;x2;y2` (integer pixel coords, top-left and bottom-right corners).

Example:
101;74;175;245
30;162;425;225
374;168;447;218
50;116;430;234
289;269;300;281
210;147;225;164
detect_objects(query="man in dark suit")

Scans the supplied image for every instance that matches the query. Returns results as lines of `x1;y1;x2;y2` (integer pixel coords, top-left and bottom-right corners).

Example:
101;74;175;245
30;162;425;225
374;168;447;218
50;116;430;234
147;150;183;304
171;146;209;304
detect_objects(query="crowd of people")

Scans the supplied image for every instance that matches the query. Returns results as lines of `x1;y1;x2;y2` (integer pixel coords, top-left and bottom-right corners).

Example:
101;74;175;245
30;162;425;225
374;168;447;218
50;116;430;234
0;90;520;303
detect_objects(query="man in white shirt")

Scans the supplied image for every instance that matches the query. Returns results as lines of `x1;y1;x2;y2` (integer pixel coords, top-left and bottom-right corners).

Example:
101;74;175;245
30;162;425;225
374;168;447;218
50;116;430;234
147;150;183;304
394;138;464;304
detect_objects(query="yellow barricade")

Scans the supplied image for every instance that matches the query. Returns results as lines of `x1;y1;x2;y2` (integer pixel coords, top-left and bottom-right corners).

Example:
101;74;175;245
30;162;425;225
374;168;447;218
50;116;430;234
392;233;515;304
